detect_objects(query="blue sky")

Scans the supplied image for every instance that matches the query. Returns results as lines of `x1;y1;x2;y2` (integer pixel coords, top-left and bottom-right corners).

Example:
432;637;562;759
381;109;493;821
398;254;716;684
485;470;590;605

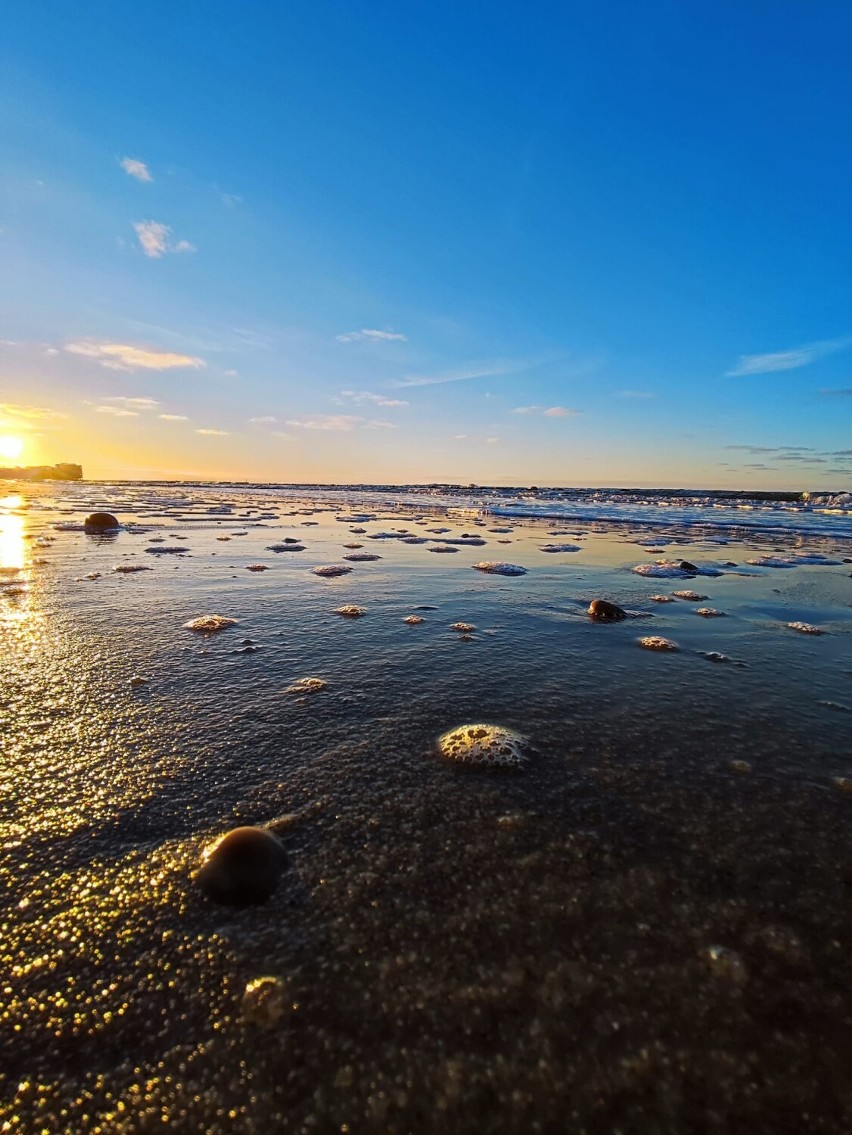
1;1;851;486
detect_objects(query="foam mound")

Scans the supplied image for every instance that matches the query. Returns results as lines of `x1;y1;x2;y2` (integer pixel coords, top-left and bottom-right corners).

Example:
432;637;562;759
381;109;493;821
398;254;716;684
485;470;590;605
787;621;824;635
437;724;529;768
638;635;679;651
284;677;327;694
112;564;152;573
403;614;424;624
672;590;708;601
450;622;476;632
633;560;722;578
429;545;458;553
539;543;582;553
472;561;527;575
312;564;352;577
184;615;238;632
342;552;381;561
266;543;306;552
335;605;367;617
695;607;725;617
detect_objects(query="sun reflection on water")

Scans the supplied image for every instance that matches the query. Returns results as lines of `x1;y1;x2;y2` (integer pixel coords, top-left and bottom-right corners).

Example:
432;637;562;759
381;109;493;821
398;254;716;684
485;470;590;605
0;495;26;572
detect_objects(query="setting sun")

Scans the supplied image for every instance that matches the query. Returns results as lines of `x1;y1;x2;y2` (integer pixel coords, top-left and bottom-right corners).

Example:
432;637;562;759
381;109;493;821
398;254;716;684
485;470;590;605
0;436;24;461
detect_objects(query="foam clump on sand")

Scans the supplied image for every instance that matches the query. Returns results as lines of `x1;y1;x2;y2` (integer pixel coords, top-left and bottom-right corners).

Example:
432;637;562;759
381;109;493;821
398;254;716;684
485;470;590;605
342;552;381;561
184;614;238;632
648;594;675;603
472;561;527;576
245;564;269;572
335;605;367;617
672;590;709;601
539;543;582;553
695;607;725;617
787;621;824;635
242;977;289;1027
112;564;152;573
438;724;529;768
403;614;424;624
451;622;476;632
429;545;458;553
312;564;352;577
747;553;841;567
267;543;305;552
638;635;679;651
633;560;721;578
284;677;327;694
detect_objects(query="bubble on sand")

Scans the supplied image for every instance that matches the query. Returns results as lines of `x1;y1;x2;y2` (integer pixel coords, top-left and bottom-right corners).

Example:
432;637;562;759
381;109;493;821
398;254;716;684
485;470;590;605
729;759;752;774
747;553;842;567
451;622;476;632
540;543;582;553
349;527;367;534
472;561;527;576
242;976;290;1027
145;546;189;555
335;604;367;617
342;542;363;549
312;564;352;577
695;607;725;617
638;635;679;651
787;621;824;635
403;614;424;624
832;776;852;793
196;826;288;907
402;536;427;544
267;543;306;552
343;552;381;561
488;527;513;533
703;945;748;985
284;677;327;694
245;564;269;572
438;724;529;768
184;614;239;632
672;590;709;601
112;564;152;574
429;545;458;553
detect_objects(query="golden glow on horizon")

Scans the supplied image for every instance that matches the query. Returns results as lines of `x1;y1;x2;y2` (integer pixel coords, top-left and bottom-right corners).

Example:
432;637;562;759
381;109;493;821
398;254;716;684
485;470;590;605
0;435;25;461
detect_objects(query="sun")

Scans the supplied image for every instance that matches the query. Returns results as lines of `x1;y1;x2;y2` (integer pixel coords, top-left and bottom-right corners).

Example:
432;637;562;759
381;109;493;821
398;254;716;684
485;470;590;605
0;435;24;462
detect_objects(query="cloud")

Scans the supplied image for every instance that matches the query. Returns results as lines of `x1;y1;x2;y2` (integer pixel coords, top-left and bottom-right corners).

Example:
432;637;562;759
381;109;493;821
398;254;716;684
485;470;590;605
485;436;500;444
120;157;152;182
396;359;524;389
224;369;239;377
94;405;138;417
0;403;68;430
195;428;229;436
820;387;852;397
104;396;159;411
159;413;188;421
285;414;361;431
65;341;205;371
726;335;851;376
249;416;277;424
618;390;654;399
222;193;242;207
133;221;195;259
513;404;578;418
336;329;407;343
366;419;396;430
339;390;409;408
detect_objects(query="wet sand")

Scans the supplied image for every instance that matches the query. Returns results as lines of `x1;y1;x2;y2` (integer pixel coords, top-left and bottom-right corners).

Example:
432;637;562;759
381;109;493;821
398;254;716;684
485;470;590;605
1;484;850;1133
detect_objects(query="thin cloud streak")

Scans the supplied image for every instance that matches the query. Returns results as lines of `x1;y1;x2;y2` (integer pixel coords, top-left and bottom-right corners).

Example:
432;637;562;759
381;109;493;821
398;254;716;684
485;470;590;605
65;341;205;371
394;359;527;389
725;335;851;376
336;329;407;343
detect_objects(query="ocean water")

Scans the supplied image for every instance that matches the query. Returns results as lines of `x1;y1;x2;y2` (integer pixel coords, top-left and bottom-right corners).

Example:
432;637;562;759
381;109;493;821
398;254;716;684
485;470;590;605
1;482;851;1134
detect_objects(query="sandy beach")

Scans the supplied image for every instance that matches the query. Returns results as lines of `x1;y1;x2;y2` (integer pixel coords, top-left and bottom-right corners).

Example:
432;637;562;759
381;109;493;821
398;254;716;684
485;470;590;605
1;483;851;1134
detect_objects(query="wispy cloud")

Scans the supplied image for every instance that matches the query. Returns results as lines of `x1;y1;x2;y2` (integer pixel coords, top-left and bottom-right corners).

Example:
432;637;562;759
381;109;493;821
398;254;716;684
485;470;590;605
222;193;242;207
336;329;407;343
0;403;68;429
65;341;205;371
339;390;409;408
726;335;850;376
513;404;578;418
618;390;654;399
104;396;159;411
195;428;229;436
159;413;188;421
133;220;196;259
285;414;361;431
94;405;138;417
120;157;152;182
366;419;396;430
249;415;277;424
820;387;852;397
395;359;524;389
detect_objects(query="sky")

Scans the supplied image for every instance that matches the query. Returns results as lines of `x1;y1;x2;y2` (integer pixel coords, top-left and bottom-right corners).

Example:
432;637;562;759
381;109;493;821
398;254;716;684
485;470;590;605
1;1;851;489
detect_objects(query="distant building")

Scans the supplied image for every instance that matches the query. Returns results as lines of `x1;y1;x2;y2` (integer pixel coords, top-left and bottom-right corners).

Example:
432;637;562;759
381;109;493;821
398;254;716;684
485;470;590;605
0;463;83;481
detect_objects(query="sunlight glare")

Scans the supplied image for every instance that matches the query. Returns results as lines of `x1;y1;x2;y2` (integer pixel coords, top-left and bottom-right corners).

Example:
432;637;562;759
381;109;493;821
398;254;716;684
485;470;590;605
0;436;25;461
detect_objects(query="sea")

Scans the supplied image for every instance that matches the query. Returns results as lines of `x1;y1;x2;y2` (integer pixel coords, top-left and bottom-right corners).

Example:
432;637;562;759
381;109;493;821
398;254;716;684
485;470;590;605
1;481;850;1134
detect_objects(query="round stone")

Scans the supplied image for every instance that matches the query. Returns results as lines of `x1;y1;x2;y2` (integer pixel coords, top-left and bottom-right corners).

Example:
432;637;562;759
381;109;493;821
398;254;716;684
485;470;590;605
588;598;626;621
84;512;120;532
197;826;288;906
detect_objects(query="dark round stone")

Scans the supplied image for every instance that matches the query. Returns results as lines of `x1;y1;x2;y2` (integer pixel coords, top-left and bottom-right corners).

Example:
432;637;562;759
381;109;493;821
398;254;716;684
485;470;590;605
197;826;288;907
84;512;120;531
588;598;627;621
